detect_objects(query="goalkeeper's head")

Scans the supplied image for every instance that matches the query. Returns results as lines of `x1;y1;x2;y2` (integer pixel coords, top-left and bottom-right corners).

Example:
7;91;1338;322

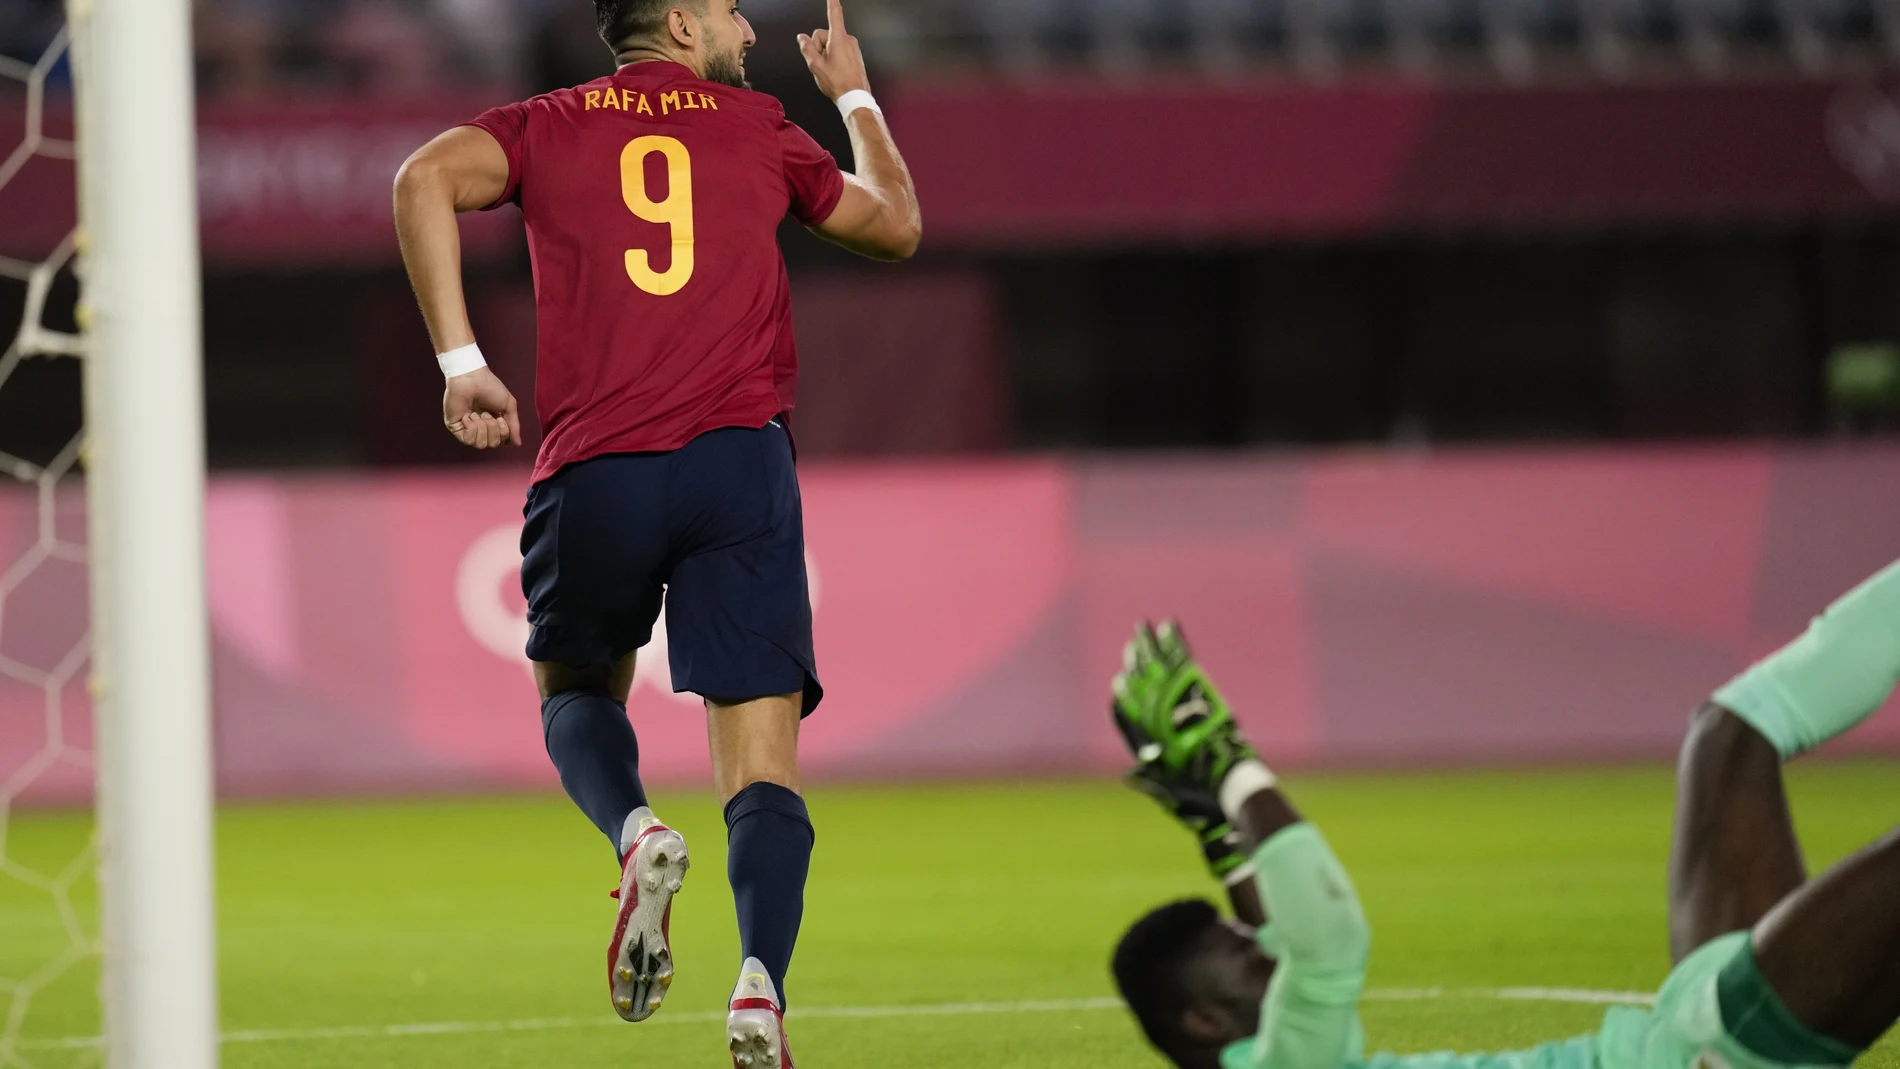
1113;899;1276;1069
593;0;753;88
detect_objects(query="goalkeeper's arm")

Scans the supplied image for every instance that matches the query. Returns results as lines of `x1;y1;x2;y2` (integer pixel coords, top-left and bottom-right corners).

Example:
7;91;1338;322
1216;759;1296;926
1216;757;1372;1069
1110;620;1297;926
1105;611;1368;1056
1222;759;1302;858
1120;726;1275;925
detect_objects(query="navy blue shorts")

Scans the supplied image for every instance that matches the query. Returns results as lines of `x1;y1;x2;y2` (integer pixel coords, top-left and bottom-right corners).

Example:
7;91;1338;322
520;422;821;715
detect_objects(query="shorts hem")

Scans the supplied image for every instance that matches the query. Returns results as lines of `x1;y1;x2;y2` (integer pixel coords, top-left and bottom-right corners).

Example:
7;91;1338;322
1717;938;1862;1067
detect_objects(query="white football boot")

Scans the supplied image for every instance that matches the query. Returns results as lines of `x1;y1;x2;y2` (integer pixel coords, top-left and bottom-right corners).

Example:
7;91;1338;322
727;956;794;1069
607;807;689;1022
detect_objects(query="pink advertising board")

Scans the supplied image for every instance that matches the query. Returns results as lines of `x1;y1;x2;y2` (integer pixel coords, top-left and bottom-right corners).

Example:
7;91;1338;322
3;445;1897;805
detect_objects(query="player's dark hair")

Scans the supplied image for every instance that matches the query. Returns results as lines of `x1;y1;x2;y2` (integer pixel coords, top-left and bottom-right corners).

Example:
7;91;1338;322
1112;899;1223;1068
593;0;708;53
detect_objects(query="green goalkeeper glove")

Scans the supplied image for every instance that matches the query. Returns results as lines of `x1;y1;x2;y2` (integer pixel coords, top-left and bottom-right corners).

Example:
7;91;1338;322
1110;620;1258;880
1126;765;1249;880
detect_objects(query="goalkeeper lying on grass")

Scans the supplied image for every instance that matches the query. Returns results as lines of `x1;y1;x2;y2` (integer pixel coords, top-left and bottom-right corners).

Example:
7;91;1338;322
1110;561;1900;1069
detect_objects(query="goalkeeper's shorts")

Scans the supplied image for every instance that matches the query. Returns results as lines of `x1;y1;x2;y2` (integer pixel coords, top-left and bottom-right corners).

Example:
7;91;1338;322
1596;931;1862;1069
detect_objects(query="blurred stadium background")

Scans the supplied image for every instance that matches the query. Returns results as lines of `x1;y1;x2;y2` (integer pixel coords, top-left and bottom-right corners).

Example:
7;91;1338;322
2;1;1899;1066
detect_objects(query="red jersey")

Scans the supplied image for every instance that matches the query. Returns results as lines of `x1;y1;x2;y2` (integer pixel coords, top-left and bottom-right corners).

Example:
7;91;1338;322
465;62;845;482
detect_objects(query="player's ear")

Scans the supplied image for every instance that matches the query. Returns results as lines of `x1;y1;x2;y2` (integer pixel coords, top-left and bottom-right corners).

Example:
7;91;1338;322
666;6;696;49
1179;1005;1232;1043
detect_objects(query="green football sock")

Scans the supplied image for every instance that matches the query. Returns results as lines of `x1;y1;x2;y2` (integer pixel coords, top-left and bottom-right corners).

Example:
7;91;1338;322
1714;559;1900;760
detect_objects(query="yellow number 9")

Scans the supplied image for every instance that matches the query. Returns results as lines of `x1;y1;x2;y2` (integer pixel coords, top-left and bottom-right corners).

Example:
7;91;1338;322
620;136;694;296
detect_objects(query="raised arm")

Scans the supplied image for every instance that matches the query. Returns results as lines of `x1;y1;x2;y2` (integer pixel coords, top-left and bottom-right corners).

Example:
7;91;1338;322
1111;622;1370;1069
1111;622;1277;925
797;0;921;261
392;125;522;449
1238;820;1370;1069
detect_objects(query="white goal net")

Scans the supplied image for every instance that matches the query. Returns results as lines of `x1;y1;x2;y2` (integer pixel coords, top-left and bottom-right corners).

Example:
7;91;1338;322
0;18;100;1069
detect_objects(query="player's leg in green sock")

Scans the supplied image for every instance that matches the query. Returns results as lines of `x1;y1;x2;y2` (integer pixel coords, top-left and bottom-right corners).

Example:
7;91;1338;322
1713;559;1900;760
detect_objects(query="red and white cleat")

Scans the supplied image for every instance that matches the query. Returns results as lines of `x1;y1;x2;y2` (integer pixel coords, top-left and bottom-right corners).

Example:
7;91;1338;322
607;809;689;1022
727;956;794;1069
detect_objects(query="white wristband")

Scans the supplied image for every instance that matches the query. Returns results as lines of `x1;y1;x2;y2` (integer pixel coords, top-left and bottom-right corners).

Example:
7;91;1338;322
835;89;881;121
1218;759;1280;823
437;342;487;379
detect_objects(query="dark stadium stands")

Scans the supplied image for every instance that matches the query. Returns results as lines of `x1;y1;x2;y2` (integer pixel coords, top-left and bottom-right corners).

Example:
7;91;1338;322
8;0;1895;97
858;0;1899;79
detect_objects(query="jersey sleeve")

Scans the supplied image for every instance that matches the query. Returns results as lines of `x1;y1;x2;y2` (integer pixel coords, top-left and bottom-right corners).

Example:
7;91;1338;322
778;118;845;227
459;100;530;210
1219;824;1371;1069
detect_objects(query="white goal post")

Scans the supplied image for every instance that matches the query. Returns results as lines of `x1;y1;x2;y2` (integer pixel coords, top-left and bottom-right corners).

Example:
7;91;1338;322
68;0;221;1063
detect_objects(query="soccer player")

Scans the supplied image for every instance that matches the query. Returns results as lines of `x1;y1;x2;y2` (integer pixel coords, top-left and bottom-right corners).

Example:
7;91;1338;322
391;2;919;1065
1109;562;1900;1069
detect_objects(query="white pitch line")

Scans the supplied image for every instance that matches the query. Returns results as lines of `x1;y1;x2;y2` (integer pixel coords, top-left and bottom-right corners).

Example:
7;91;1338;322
1366;987;1655;1007
15;987;1654;1052
1490;987;1655;1006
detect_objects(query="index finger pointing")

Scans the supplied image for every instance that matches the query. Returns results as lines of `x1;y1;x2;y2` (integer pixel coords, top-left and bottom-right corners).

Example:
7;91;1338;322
828;0;844;35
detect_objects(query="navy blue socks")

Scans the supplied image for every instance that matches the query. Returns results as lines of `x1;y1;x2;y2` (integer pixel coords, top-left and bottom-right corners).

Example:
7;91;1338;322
724;782;814;1006
541;689;648;857
543;695;813;1002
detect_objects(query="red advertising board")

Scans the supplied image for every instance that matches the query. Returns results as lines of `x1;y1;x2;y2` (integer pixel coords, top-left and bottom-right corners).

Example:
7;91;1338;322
8;77;1900;266
0;96;518;268
890;76;1900;243
192;98;521;265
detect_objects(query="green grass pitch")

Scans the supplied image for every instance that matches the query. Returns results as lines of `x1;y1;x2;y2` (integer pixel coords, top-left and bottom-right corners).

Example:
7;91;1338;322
2;762;1896;1068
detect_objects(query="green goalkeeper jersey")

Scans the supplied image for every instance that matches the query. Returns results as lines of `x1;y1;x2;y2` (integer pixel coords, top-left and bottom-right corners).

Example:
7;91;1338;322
1218;824;1610;1069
